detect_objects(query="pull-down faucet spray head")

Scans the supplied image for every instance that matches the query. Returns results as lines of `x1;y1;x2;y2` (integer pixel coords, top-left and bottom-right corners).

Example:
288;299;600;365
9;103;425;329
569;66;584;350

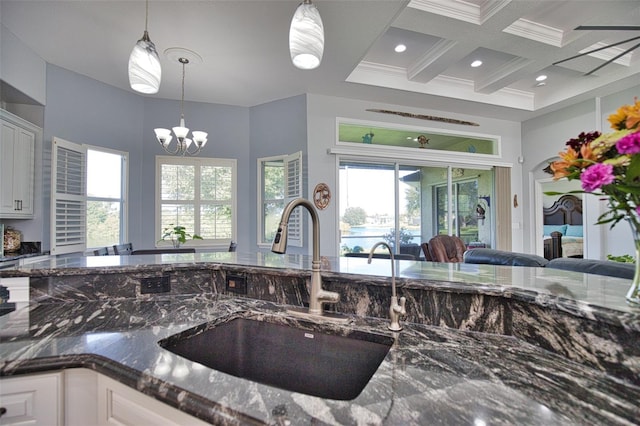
271;222;288;254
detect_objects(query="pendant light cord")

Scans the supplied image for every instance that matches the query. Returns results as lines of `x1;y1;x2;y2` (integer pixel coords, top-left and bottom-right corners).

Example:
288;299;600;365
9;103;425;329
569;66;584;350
144;0;149;32
180;58;188;121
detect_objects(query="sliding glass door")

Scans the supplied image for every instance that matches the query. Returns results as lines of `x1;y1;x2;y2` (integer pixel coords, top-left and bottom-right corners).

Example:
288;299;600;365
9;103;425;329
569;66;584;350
339;160;494;258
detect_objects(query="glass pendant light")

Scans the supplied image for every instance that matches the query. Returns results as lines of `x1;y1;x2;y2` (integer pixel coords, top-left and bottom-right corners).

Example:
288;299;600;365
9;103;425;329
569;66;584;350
128;0;161;94
289;0;324;70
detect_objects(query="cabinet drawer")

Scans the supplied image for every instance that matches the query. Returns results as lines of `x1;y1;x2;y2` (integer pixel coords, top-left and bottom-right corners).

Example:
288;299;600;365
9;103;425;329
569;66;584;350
0;372;63;426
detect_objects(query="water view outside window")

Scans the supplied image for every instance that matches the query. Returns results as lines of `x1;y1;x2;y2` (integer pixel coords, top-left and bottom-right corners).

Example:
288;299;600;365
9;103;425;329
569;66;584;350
86;148;126;248
339;162;421;256
340;161;494;256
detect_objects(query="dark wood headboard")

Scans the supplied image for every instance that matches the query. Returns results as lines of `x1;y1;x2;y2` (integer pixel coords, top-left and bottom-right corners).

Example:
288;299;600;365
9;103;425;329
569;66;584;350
543;194;583;225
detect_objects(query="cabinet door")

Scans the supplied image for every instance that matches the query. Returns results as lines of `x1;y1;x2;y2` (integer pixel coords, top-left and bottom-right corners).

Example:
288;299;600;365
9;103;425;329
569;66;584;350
97;374;209;426
0;117;35;218
0;121;17;214
13;127;35;216
0;372;63;425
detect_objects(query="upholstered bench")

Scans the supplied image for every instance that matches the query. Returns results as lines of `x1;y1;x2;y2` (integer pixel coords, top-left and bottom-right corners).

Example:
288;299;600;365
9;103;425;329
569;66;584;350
546;257;635;279
463;248;549;267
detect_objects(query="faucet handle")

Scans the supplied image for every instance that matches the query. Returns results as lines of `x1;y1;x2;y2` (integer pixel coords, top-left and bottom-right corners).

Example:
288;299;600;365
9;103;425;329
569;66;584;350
398;296;406;315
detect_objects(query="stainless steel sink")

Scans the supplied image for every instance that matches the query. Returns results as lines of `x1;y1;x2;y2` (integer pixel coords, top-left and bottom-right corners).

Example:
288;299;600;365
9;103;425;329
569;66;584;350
158;316;394;400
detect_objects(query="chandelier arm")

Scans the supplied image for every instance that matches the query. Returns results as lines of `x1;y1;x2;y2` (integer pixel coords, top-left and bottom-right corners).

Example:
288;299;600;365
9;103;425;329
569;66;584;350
159;139;181;155
184;143;202;156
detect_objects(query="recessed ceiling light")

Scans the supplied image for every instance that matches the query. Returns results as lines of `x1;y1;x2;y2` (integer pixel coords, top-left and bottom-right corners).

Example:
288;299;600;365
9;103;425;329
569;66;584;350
536;75;547;82
394;44;407;53
471;60;482;67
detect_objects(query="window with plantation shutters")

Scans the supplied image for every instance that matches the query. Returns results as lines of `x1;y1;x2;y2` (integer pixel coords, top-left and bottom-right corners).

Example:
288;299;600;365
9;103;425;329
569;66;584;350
156;156;237;248
51;137;87;255
257;151;303;247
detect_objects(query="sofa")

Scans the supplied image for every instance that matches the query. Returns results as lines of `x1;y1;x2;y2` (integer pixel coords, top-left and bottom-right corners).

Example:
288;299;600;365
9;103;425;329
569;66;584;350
463;248;634;279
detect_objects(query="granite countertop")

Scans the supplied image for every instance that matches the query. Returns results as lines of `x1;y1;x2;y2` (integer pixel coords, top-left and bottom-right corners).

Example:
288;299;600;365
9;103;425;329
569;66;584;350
4;251;639;319
1;252;639;424
1;294;638;425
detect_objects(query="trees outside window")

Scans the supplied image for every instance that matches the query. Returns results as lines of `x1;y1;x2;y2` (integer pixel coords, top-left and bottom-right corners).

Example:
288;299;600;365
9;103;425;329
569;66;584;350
87;148;127;248
157;156;236;247
257;152;302;247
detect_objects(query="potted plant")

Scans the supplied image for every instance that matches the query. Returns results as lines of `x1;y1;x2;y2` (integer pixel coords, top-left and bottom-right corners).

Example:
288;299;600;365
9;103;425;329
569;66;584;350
160;224;203;248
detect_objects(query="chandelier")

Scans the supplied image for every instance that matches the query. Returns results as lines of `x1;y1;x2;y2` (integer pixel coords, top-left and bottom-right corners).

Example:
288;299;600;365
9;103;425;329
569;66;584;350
289;0;324;70
154;53;207;156
128;0;161;94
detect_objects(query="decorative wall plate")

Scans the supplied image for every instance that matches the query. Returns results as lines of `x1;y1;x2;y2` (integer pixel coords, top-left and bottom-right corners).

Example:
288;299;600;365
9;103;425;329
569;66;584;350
313;183;331;210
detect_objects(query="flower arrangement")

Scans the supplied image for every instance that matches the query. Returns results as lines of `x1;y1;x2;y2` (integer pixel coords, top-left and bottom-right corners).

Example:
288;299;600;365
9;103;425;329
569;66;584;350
160;224;203;248
548;98;640;229
547;98;640;304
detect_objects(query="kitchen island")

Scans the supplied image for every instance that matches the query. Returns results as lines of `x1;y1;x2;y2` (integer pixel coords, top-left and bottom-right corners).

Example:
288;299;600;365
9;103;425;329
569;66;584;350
1;252;639;424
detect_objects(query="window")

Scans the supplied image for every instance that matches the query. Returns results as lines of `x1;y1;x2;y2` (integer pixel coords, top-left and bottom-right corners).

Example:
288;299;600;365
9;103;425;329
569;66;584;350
157;156;237;247
339;160;494;256
86;147;128;248
51;139;129;254
257;151;302;247
435;178;479;243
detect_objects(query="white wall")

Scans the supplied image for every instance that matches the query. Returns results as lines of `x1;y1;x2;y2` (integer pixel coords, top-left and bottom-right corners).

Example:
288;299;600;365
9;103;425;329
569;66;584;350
306;94;523;257
522;85;640;259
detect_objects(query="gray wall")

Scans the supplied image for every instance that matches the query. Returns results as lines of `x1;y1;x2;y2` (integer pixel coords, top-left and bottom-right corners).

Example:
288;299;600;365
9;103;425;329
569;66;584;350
35;64;252;252
248;95;308;254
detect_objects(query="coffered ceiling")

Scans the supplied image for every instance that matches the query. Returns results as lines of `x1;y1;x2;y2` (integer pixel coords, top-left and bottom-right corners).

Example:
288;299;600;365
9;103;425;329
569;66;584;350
1;0;639;121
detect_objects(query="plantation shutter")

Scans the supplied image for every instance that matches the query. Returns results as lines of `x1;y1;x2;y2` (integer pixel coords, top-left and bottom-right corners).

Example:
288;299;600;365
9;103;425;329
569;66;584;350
285;151;303;247
51;137;87;254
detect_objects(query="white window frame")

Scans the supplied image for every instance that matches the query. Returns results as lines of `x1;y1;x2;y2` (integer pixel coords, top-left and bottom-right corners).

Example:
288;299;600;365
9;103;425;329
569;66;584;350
257;151;303;248
155;155;237;249
86;145;129;249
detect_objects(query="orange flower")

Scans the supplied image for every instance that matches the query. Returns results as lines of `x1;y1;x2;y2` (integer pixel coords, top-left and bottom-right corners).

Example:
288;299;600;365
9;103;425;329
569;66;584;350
625;99;640;130
580;142;597;162
609;98;640;130
550;146;580;180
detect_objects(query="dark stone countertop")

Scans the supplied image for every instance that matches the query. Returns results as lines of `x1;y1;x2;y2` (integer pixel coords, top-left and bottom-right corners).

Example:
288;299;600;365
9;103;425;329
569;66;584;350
1;252;640;424
1;294;638;425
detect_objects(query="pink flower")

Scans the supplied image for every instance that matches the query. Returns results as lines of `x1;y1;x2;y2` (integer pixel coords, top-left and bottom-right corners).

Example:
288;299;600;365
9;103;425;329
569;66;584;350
636;205;640;216
615;131;640;154
580;163;614;192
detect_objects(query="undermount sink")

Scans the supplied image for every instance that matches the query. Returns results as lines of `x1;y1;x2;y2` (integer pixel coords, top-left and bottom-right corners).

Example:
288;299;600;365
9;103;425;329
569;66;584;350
158;316;394;400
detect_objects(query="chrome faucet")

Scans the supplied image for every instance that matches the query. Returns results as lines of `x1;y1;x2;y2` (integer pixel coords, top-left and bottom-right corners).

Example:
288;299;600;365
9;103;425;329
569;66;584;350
367;242;406;331
272;198;340;316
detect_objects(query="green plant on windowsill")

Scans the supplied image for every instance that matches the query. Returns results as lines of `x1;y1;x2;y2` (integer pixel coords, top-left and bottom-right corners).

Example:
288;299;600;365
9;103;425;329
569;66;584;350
160;224;203;248
606;254;636;263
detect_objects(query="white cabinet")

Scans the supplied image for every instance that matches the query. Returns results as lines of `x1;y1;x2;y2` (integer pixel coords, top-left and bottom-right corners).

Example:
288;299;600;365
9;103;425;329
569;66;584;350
96;373;210;426
0;372;63;425
0;110;37;219
1;370;211;426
